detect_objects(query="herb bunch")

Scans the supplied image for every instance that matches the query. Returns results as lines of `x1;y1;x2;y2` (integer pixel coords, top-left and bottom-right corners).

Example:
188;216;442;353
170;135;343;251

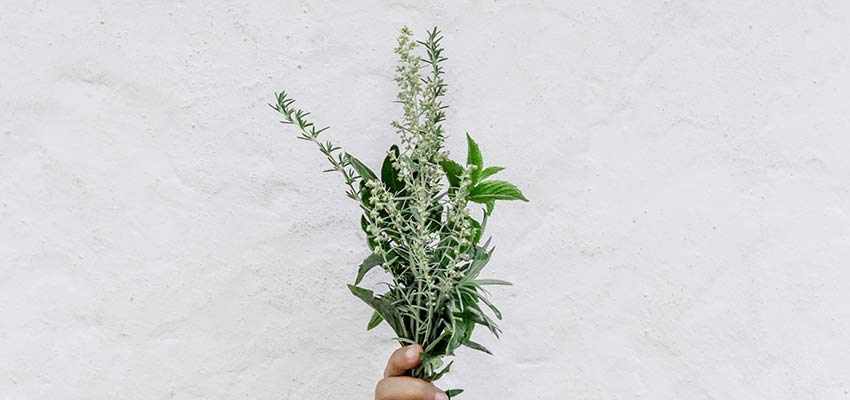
271;27;527;397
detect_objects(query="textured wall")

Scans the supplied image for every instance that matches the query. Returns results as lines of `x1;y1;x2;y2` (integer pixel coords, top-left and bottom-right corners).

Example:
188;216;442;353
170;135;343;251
2;1;849;399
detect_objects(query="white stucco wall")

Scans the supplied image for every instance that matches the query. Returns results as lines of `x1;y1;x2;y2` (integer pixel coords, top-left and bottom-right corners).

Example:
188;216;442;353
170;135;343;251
2;1;849;399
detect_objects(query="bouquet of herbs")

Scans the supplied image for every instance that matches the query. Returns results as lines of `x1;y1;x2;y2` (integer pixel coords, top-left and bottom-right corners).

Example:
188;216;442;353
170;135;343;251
271;27;527;397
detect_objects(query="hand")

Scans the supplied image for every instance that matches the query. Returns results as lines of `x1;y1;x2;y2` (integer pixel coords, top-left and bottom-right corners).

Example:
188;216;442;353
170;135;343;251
375;344;448;400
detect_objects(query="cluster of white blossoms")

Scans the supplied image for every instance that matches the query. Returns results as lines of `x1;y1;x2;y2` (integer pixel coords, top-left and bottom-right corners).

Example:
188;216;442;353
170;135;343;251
392;26;423;155
355;26;478;289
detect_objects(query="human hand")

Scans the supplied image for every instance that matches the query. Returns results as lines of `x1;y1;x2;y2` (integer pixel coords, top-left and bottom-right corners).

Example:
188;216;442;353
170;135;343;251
375;344;448;400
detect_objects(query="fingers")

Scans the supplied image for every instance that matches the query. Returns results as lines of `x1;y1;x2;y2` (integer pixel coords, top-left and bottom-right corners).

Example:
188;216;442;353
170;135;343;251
378;345;448;400
375;376;447;400
384;344;423;377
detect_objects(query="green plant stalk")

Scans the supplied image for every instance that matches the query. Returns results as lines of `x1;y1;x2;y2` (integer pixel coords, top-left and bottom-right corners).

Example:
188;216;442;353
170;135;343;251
271;27;528;397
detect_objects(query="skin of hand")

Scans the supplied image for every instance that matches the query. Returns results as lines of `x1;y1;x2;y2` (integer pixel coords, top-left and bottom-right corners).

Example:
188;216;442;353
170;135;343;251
375;344;448;400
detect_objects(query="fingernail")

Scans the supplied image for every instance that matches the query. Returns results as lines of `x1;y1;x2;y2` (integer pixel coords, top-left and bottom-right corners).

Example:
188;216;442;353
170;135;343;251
434;391;449;400
406;346;419;361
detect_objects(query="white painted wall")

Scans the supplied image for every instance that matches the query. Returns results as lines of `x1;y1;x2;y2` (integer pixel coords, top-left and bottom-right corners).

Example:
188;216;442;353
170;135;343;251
2;1;849;399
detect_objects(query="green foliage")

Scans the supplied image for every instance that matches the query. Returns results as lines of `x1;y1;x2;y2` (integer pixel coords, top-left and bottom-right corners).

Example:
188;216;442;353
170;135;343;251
466;134;483;184
355;253;384;285
271;26;528;394
468;180;529;203
367;311;384;331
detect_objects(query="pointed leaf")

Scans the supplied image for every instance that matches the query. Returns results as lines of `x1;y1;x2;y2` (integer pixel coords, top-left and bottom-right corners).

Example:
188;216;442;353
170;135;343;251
485;200;494;215
466;134;483;183
466;216;482;244
359;180;373;204
478;294;503;320
461;339;492;355
479;166;504;181
360;215;378;250
474;279;513;286
347;285;401;336
468;180;529;203
446;389;464;398
418;352;444;371
366;311;384;330
355;253;384;285
431;360;454;381
454;308;501;337
440;159;464;188
447;317;473;355
459;245;492;285
346;154;377;181
381;145;403;192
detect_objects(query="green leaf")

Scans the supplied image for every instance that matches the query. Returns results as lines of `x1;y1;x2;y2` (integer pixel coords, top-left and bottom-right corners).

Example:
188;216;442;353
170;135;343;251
418;351;444;371
346;154;377;181
359;180;373;205
474;279;513;286
461;339;492;355
440;159;464;188
360;215;377;250
430;360;454;381
455;307;501;337
427;202;443;232
466;216;482;244
446;389;464;398
381;145;403;192
355;253;384;285
360;214;369;234
485;200;494;215
461;246;492;283
446;317;473;355
478;294;503;320
466;134;483;183
347;285;402;336
366;311;383;330
479;166;504;181
468;180;529;203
